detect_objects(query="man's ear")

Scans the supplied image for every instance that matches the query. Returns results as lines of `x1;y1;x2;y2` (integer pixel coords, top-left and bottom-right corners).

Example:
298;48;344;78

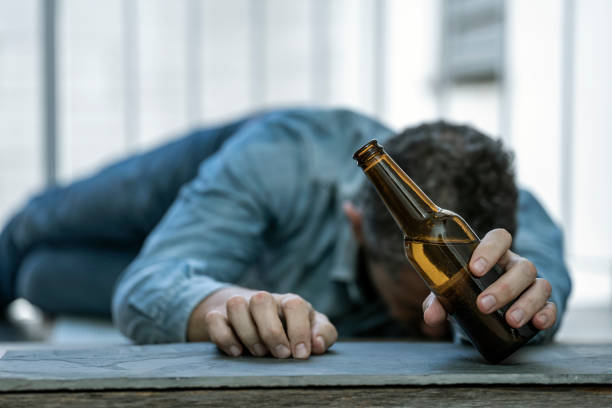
342;201;365;246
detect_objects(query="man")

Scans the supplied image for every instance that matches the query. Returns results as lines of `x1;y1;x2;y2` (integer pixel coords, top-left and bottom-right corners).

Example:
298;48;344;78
0;108;570;359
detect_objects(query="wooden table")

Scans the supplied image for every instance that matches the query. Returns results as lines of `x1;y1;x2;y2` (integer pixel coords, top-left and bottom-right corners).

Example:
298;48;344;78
0;341;610;406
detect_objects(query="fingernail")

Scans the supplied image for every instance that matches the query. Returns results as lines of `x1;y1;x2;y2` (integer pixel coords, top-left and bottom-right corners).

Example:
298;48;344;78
511;309;525;326
316;336;325;350
274;344;291;358
253;343;266;356
537;314;548;326
480;295;496;312
295;343;308;359
229;345;241;357
423;295;434;312
473;258;487;275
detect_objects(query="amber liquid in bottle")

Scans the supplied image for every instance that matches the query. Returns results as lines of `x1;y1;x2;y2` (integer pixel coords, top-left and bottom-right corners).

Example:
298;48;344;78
354;140;538;363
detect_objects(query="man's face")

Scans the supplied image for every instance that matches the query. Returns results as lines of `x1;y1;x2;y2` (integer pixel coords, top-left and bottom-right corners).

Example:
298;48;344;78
342;200;448;337
366;258;427;322
366;256;449;338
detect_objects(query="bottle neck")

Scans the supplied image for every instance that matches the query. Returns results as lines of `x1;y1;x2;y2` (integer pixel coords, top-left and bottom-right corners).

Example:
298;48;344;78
354;141;440;233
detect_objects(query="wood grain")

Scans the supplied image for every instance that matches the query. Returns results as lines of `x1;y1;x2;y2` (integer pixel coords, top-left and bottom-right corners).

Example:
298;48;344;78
0;386;611;407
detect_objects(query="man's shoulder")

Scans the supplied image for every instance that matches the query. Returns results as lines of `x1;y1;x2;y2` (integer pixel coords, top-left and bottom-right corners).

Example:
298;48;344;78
255;107;380;124
205;107;392;199
227;107;392;159
239;107;388;137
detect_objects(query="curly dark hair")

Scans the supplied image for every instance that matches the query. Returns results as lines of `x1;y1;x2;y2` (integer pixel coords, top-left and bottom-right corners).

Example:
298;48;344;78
360;121;518;269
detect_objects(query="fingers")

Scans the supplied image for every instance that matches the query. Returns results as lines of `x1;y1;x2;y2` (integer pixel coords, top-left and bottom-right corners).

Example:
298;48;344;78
205;310;243;357
532;301;557;330
249;291;292;358
210;290;337;359
310;312;338;355
469;229;556;332
477;255;537;314
469;229;513;277
280;295;313;359
226;295;267;356
505;278;555;329
422;292;447;327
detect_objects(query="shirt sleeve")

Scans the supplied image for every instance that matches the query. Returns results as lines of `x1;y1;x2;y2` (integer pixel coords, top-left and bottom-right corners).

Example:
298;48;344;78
111;115;308;344
513;189;572;344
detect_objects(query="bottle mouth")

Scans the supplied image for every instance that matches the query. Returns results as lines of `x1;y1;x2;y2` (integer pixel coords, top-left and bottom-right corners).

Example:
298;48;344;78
353;140;384;163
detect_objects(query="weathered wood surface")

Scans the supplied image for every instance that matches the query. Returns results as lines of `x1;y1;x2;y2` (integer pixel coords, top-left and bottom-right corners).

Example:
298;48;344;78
1;386;612;408
0;342;610;392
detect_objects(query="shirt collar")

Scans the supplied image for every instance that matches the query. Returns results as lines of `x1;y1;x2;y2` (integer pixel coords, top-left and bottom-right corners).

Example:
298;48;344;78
331;123;394;301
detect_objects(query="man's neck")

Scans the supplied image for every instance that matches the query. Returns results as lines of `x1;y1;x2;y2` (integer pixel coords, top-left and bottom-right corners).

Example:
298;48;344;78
355;246;379;302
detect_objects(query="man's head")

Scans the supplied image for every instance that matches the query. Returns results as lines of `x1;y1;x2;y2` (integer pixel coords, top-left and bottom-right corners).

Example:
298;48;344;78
346;121;518;334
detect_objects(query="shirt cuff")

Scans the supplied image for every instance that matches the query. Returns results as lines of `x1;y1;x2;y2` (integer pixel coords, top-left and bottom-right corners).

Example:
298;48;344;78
115;260;230;344
162;276;229;342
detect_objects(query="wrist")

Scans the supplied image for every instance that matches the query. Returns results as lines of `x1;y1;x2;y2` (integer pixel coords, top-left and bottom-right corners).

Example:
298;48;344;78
187;286;256;342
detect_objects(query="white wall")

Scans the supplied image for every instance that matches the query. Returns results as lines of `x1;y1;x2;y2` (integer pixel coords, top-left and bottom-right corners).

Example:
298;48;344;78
444;82;501;138
58;0;126;180
569;0;612;306
200;0;252;121
0;0;42;221
384;0;439;130
505;0;612;307
0;0;440;223
506;0;564;222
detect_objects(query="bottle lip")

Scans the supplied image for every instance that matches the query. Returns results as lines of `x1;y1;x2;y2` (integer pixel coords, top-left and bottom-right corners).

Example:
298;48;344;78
353;140;383;163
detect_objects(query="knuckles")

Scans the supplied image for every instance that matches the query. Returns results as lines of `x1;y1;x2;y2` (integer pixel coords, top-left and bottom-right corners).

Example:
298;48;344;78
249;291;273;307
204;311;232;344
519;258;538;281
204;310;224;325
547;302;558;317
495;280;512;297
212;331;233;345
326;324;339;341
484;228;513;247
226;295;248;310
492;228;513;245
539;278;553;298
281;295;308;311
260;326;284;341
313;314;338;341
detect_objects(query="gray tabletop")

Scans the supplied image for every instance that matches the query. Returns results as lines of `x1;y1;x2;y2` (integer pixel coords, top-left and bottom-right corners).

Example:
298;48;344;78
0;341;610;392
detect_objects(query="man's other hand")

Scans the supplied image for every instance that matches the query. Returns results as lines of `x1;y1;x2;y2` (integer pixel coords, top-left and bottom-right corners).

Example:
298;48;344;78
187;287;338;359
422;228;557;332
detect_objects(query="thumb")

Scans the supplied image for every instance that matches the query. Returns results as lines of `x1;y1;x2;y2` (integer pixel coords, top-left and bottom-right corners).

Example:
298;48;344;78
422;292;447;327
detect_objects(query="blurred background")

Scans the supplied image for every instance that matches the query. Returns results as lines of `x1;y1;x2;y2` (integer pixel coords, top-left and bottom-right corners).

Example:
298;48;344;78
0;0;610;341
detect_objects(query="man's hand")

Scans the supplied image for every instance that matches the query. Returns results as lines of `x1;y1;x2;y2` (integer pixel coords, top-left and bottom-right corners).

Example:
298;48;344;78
187;287;338;359
422;228;557;331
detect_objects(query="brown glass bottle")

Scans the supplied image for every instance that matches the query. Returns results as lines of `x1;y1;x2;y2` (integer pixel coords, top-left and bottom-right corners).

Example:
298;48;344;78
353;140;538;363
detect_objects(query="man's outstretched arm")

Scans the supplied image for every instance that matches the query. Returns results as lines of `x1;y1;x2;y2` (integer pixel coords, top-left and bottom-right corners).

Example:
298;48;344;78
112;115;338;358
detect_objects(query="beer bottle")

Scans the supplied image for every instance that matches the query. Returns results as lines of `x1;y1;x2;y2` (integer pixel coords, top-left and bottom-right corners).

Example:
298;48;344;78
353;140;538;363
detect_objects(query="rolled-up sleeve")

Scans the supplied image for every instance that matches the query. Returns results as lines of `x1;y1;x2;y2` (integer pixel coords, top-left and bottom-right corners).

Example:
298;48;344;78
112;117;306;343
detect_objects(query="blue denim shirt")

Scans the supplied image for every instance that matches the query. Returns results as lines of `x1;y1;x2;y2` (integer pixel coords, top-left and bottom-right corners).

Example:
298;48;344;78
111;108;571;344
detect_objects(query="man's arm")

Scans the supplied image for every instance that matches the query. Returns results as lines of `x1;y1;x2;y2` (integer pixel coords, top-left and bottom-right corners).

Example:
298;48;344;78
510;189;572;342
112;115;337;357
